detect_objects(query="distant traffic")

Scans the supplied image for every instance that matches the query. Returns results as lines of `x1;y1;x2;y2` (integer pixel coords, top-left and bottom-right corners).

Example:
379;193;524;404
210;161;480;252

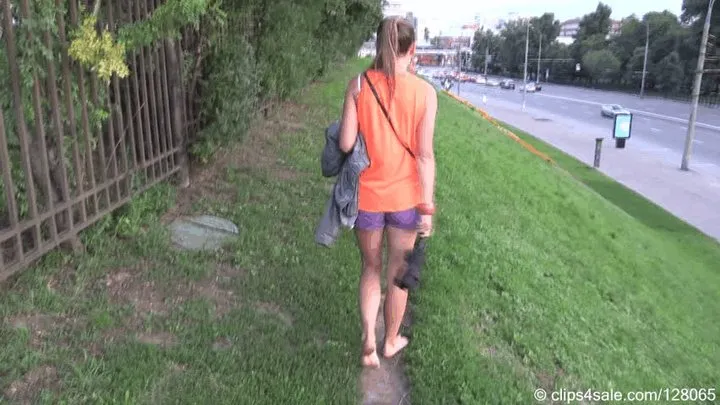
417;67;636;119
416;68;542;94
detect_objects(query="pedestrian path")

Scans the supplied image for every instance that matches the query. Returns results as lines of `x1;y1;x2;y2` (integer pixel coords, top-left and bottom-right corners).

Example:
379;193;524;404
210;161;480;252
450;90;720;242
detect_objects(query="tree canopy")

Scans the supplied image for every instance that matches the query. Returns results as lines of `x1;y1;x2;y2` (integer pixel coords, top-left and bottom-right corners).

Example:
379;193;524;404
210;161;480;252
468;0;719;98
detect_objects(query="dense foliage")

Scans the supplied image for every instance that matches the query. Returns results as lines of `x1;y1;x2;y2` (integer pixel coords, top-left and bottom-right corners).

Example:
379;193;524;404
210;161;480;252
190;0;382;160
468;1;719;100
0;0;380;224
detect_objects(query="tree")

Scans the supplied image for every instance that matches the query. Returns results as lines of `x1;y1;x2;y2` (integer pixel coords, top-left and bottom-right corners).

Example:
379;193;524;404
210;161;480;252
530;12;561;44
653;51;685;92
542;43;575;81
681;0;720;35
424;27;430;42
497;19;530;74
576;2;613;40
441;0;714;98
572;2;613;61
607;10;691;89
610;15;644;72
681;0;720;93
624;46;648;82
471;27;501;72
582;49;621;80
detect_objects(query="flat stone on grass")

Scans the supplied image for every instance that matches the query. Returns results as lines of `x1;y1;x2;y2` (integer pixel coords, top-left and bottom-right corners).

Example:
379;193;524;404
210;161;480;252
168;215;239;251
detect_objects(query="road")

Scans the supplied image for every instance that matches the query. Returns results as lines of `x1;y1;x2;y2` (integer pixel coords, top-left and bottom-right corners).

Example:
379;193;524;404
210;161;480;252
420;68;720;240
523;82;720;128
443;79;720;169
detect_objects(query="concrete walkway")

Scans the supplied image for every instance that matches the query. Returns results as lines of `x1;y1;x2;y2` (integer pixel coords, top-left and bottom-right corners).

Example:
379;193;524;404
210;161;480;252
455;92;720;242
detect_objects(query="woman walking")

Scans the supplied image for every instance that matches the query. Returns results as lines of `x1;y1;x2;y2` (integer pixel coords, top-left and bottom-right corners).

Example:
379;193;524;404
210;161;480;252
338;16;438;368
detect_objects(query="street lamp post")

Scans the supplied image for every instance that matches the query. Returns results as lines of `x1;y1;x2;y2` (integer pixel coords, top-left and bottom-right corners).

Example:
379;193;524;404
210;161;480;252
536;34;542;83
681;0;716;171
484;46;489;75
456;41;461;95
640;22;649;98
522;21;530;111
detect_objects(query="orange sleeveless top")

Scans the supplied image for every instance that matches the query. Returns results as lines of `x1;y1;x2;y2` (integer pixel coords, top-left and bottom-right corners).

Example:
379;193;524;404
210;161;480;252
357;69;428;212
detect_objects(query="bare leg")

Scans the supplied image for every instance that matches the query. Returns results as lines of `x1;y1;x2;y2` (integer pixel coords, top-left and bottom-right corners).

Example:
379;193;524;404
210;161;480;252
356;228;384;367
383;226;417;358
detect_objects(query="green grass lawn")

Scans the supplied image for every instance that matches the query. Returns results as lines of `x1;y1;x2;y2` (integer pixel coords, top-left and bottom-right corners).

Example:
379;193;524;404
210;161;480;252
404;92;720;403
0;60;375;404
1;58;719;405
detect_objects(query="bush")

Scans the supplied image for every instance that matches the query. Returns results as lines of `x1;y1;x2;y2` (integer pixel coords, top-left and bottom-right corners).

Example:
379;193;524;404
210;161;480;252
190;0;381;161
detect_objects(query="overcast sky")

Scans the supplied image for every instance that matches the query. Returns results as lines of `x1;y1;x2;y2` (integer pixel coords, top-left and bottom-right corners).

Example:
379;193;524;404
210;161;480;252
387;0;685;37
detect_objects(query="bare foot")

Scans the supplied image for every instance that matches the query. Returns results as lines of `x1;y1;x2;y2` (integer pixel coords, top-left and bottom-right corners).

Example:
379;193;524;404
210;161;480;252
361;338;380;368
383;335;409;358
362;349;380;368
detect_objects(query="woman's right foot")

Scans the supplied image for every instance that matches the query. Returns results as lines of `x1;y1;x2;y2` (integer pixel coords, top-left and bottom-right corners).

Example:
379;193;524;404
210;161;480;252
361;337;380;368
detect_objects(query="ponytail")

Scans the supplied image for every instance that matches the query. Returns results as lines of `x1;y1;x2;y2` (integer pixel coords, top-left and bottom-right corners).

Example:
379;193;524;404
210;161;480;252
371;17;416;99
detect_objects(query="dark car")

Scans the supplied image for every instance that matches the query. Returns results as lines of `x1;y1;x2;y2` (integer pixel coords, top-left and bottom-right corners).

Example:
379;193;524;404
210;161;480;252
534;82;542;91
499;80;515;90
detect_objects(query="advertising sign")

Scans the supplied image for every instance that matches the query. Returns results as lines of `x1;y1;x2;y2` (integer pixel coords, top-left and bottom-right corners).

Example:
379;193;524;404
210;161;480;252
613;113;632;139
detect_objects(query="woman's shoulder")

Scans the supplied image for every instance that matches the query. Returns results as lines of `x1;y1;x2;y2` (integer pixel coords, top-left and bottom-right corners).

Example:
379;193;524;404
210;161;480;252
344;71;365;98
405;73;436;98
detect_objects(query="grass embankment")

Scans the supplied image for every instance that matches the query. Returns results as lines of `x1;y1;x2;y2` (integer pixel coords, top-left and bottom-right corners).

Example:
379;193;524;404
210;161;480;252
405;92;720;403
2;58;719;404
509;124;719;242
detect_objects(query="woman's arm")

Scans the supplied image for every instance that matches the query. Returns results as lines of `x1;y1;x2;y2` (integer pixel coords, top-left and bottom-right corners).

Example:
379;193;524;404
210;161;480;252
338;77;360;153
416;84;437;206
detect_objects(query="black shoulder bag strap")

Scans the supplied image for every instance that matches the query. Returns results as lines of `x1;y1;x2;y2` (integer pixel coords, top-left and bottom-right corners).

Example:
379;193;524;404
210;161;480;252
362;71;415;159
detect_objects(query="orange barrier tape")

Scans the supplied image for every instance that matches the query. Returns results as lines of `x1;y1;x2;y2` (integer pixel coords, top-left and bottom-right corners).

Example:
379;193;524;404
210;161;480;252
443;90;555;165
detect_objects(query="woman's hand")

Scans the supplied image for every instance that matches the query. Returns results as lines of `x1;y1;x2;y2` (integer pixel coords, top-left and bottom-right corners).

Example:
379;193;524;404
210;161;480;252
418;214;433;237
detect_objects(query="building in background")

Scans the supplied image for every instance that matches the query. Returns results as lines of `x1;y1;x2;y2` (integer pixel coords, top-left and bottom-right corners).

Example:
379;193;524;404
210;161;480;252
431;36;471;49
559;18;580;42
406;11;418;38
382;1;418;39
558;17;622;44
382;1;407;17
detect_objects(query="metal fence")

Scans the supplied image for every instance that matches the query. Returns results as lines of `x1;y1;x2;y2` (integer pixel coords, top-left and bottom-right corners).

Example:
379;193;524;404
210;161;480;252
0;0;189;282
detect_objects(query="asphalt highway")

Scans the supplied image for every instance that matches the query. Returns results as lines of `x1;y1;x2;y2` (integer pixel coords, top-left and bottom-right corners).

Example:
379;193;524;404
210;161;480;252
444;79;720;168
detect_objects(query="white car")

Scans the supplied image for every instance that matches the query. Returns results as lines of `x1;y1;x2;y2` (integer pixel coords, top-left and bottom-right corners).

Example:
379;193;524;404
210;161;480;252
601;104;630;117
521;82;537;93
474;76;487;85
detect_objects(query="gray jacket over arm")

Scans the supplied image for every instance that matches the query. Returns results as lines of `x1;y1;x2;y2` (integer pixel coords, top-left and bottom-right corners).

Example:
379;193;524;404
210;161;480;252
315;121;370;247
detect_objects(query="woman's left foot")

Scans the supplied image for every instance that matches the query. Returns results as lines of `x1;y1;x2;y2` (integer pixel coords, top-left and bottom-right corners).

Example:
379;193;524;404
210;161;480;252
383;335;409;358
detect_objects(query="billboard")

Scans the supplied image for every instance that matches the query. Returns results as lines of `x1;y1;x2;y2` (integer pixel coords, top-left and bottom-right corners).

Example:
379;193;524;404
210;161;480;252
613;113;632;139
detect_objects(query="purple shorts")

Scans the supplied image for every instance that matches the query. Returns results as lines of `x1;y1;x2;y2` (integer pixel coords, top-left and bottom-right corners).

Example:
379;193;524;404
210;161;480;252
355;208;419;231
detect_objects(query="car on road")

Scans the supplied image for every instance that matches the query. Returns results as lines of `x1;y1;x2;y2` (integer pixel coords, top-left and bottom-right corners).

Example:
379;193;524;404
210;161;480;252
520;82;537;93
459;73;475;83
499;80;516;90
474;76;487;85
486;78;500;87
600;104;631;118
534;82;542;92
